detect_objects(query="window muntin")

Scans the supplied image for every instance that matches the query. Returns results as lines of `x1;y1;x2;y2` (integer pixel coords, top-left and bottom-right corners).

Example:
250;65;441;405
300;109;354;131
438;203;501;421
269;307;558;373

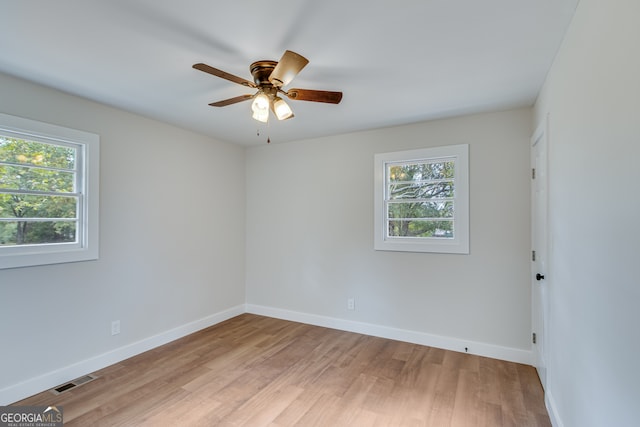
0;113;99;269
374;144;469;254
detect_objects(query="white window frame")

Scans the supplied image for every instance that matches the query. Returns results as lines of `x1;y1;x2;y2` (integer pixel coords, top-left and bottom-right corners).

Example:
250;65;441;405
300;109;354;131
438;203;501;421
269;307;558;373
0;113;99;269
374;144;469;254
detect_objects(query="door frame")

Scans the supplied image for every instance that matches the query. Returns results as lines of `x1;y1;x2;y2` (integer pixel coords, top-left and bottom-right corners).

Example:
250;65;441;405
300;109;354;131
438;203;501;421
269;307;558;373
531;115;549;389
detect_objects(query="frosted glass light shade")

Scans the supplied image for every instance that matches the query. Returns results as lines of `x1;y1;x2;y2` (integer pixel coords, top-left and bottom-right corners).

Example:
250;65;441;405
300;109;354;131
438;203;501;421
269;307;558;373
273;97;293;120
252;108;269;123
251;92;270;112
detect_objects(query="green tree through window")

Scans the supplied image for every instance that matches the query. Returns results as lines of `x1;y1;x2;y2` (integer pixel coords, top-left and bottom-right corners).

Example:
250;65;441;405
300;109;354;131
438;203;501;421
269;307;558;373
387;160;455;238
0;137;78;246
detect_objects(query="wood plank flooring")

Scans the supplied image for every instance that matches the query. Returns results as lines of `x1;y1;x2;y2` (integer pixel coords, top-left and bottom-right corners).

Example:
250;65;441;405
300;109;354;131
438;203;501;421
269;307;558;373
15;314;550;426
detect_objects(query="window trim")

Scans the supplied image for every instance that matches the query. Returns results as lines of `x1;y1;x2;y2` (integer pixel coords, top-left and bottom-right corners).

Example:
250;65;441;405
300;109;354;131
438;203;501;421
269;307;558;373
0;113;99;269
374;144;469;254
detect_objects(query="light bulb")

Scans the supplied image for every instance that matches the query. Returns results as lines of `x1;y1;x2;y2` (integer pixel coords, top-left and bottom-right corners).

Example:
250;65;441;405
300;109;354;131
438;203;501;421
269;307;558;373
273;97;294;120
251;92;270;112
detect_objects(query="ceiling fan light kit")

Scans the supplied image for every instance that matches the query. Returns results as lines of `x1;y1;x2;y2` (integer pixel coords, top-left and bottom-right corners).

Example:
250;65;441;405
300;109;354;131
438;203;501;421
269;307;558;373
193;50;342;125
251;91;270;123
273;97;294;120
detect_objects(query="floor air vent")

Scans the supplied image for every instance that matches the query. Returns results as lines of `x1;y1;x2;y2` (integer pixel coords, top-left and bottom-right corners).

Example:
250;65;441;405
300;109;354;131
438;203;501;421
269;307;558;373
50;374;98;395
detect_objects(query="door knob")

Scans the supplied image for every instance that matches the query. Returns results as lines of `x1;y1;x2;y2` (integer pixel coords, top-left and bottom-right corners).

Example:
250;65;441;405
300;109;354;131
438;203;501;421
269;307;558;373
536;273;545;281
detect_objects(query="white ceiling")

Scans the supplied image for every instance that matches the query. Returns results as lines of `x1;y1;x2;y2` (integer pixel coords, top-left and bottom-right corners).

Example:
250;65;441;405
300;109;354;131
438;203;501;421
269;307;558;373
0;0;578;146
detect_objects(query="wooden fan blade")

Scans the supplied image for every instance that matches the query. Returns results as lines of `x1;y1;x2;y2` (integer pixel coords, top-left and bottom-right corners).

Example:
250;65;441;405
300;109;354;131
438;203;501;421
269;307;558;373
193;63;256;88
269;50;309;87
209;94;254;107
286;89;343;104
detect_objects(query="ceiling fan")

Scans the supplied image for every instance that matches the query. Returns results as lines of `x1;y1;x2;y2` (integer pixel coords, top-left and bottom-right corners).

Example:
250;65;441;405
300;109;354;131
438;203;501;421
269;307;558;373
193;50;342;123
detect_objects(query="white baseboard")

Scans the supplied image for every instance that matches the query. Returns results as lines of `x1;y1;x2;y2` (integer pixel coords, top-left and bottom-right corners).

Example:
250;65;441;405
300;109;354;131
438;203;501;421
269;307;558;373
246;304;533;365
0;304;245;406
546;389;564;427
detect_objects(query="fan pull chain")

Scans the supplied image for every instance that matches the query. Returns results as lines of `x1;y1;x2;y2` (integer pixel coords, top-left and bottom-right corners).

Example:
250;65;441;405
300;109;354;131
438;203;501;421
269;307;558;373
267;117;271;143
256;122;271;144
256;128;271;143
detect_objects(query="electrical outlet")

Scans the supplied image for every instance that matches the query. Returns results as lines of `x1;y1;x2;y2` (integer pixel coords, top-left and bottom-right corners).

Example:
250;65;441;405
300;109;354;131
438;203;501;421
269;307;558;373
347;298;355;310
111;320;120;336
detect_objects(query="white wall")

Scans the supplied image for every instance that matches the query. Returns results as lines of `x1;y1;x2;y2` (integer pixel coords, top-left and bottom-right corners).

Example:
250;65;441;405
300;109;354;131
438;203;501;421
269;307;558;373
246;109;533;360
534;0;640;426
0;73;246;404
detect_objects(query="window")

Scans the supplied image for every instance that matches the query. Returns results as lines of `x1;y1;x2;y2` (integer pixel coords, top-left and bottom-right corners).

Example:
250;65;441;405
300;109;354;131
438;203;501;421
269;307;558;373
374;144;469;254
0;113;99;269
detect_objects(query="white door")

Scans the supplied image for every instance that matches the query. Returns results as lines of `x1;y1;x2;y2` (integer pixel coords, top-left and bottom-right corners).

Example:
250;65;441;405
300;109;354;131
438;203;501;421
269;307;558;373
531;119;549;389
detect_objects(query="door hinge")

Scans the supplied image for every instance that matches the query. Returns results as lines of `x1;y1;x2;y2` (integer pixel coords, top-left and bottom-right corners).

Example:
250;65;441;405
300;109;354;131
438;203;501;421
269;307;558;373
532;250;536;261
532;168;536;179
532;332;537;344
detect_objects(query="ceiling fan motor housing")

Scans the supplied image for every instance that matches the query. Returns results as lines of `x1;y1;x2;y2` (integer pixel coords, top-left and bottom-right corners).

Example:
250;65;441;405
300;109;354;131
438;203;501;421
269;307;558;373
250;61;278;87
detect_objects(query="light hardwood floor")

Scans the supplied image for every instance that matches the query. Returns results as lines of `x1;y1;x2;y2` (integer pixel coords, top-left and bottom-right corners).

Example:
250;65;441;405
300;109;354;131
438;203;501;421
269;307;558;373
16;314;550;426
